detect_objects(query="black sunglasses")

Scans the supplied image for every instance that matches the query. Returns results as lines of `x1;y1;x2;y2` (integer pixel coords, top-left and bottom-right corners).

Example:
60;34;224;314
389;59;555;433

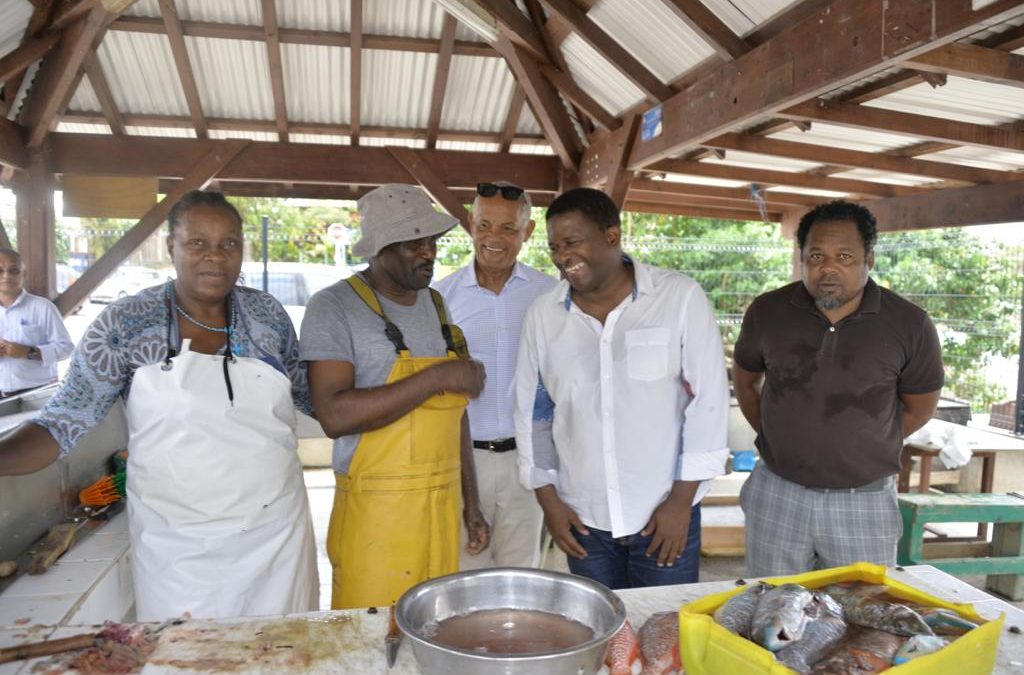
476;183;524;201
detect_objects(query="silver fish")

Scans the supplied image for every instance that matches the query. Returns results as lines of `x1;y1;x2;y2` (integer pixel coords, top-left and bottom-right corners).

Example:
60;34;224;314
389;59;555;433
912;606;978;636
824;584;934;637
713;582;773;638
751;583;814;652
775;591;846;673
812;627;907;674
892;634;948;664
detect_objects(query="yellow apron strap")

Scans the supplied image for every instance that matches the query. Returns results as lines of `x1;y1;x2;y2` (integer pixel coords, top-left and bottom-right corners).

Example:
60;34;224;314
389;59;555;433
346;274;408;354
429;288;470;360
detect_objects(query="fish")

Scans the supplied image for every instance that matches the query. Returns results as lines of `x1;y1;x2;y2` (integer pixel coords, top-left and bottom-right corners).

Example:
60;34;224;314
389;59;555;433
774;591;847;674
750;583;814;652
892;634;948;665
811;627;907;674
713;582;773;638
824;584;934;637
638;611;682;675
604;620;639;675
911;606;978;636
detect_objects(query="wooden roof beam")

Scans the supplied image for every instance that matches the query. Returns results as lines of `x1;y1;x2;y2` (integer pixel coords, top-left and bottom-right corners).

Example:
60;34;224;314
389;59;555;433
523;0;594;135
159;0;207;138
858;179;1024;231
623;199;782;222
903;43;1024;89
498;85;527;152
540;0;674;102
260;0;289;142
81;50;125;134
0;33;61;83
0;0;55;117
350;0;362;146
0;118;28;170
388;146;470;231
475;0;550;63
539;64;618;131
659;0;749;60
426;14;458;149
629;177;834;208
627;0;1024;171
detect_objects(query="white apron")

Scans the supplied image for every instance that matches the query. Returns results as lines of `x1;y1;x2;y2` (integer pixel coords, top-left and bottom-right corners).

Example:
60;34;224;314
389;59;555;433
125;339;318;621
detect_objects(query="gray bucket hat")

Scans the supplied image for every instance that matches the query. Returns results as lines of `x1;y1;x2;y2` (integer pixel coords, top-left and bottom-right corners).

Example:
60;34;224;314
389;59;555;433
351;184;459;258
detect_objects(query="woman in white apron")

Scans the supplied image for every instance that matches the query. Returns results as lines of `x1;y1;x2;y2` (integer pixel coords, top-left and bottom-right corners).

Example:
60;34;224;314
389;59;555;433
0;190;318;621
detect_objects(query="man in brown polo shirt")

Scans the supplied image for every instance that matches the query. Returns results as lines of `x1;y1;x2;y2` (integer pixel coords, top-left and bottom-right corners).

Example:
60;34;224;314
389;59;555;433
733;199;943;575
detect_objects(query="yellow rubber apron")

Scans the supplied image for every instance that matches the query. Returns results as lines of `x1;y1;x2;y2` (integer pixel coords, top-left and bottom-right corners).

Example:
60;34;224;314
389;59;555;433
329;275;469;609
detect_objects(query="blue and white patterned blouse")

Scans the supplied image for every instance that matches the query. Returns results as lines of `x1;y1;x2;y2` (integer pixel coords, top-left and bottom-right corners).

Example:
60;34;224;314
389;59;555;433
35;281;312;456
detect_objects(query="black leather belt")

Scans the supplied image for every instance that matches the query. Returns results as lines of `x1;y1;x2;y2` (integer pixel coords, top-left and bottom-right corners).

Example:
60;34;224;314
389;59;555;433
472;438;517;452
805;476;894;494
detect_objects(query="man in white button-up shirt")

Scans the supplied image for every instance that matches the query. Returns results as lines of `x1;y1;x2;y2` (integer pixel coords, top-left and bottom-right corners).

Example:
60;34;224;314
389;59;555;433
0;249;74;397
436;182;556;569
514;188;729;589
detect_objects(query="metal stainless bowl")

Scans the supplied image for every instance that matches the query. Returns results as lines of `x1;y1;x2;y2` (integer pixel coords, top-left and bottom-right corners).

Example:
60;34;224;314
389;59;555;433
396;567;626;675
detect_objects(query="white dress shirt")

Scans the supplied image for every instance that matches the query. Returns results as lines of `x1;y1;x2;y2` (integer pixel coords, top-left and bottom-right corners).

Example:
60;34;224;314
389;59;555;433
514;260;730;537
434;261;556;440
0;290;74;392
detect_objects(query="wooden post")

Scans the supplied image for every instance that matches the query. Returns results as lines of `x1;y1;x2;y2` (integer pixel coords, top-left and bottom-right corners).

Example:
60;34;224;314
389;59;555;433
780;207;804;282
14;149;57;297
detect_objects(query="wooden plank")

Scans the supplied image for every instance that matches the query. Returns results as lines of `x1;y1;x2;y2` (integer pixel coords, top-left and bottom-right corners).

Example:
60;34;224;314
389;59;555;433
649;158;924;198
627;0;1024;170
540;63;619;131
540;0;674;102
0;217;12;250
81;50;125;135
350;0;362;146
499;85;527;152
0;32;61;83
476;0;549;63
260;0;289;142
14;151;56;296
0;0;55;117
987;522;1024;600
629;177;826;208
703;133;1013;185
109;15;497;57
187;180;557;205
0;118;27;171
659;0;749;60
47;133;564;190
159;0;207;138
903;42;1024;88
625;199;781;222
605;116;639;210
920;540;990;560
387;146;470;232
55;139;249;315
523;0;592;135
781;99;1024;154
702;494;740;507
862;179;1024;229
425;14;457;149
700;525;745;557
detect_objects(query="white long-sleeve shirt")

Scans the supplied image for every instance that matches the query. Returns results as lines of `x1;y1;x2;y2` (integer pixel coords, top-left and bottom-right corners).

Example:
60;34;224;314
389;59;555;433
514;260;729;537
0;290;74;392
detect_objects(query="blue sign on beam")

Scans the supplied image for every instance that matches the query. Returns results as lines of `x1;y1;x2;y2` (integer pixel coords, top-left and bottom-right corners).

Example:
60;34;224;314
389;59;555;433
641;105;663;142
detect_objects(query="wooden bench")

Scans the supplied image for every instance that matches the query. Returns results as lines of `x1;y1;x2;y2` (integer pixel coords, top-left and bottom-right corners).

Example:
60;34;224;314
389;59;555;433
897;493;1024;601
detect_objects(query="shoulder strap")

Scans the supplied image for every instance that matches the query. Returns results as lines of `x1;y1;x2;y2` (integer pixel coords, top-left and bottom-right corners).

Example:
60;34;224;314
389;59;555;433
346;275;408;354
429;288;469;359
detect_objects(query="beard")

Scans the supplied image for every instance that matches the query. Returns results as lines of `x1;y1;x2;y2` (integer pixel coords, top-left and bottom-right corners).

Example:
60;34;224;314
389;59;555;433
814;291;845;310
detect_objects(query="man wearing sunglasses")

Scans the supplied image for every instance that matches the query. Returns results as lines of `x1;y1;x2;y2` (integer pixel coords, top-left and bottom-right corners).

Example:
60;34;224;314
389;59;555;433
435;181;556;570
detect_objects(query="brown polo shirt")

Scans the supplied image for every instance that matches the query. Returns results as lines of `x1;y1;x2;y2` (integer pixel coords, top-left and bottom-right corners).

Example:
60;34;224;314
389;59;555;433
734;279;943;489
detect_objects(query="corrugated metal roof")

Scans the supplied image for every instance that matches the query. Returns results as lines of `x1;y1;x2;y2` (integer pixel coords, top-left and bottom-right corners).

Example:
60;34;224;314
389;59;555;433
56;122;111;135
768;122;921;153
361;50;435;128
865;76;1024;126
208;128;274;141
123;0;159;18
365;0;445;38
128;126;196;138
289;133;349;145
587;0;715;83
436;140;499;153
359;136;426;148
68;77;102;114
277;0;351;31
827;168;940;187
764;185;848;198
95;30;190;116
177;0;262;24
516;106;542;136
282;43;350;124
509;143;554;156
918;146;1024;173
662;174;748;188
701;0;805;37
561;33;645;117
0;0;31;61
701;150;823;172
186;36;274;119
441;55;514;132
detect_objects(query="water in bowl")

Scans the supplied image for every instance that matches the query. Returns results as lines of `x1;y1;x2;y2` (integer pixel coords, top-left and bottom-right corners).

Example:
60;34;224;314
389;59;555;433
425;609;595;655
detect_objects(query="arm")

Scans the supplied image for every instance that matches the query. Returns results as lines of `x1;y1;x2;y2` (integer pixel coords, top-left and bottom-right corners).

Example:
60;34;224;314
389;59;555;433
459;413;490;554
0;423;60;475
732;300;766;433
733;364;764;433
39;301;75;363
901;390;940;437
308;358;484;438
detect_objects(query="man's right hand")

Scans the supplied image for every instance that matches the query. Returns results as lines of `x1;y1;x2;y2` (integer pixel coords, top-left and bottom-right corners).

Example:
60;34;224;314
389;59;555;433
535;485;588;559
429;359;486;398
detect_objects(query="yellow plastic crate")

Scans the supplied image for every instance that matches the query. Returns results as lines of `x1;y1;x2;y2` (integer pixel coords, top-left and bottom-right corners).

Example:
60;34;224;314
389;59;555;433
678;562;1003;675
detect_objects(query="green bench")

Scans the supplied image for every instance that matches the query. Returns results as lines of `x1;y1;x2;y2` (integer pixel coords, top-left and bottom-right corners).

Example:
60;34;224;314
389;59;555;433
897;493;1024;601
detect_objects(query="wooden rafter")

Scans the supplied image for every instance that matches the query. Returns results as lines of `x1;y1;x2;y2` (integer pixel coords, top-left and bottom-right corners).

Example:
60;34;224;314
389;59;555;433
475;0;549;62
0;0;55;117
81;50;125;135
0;118;28;170
55;139;250;315
159;0;207;138
522;0;592;134
629;178;828;208
184;180;556;205
540;0;674;102
0;33;61;83
260;0;289;142
426;14;458;149
859;179;1024;232
110;15;495;57
624;199;782;222
350;0;363;146
388;146;470;231
627;0;1024;171
903;43;1024;89
659;0;749;60
14;150;56;295
539;64;617;131
498;85;527;152
604;116;640;209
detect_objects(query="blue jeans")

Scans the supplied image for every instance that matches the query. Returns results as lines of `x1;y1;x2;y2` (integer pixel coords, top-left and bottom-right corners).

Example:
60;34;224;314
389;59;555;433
567;503;701;590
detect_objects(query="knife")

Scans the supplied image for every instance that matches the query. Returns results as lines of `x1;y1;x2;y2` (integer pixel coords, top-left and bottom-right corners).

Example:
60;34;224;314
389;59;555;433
385;604;402;668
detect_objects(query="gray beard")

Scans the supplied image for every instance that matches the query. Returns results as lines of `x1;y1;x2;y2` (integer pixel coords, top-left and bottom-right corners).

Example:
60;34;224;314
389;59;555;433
814;293;844;310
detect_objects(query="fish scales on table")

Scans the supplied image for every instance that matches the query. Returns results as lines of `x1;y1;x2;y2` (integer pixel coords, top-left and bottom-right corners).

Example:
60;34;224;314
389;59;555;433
811;627;907;674
750;583;815;652
604;619;639;675
638;611;682;675
713;582;773;638
824;584;933;637
775;591;847;674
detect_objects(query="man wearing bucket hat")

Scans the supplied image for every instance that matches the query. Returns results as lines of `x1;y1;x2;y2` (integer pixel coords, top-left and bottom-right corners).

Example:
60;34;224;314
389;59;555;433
301;184;490;609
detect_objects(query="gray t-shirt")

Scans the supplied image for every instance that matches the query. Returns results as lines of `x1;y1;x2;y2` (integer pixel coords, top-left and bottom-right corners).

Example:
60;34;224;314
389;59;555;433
300;278;449;473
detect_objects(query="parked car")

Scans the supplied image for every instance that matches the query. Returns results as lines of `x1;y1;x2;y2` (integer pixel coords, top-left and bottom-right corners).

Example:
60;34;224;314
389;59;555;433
90;266;165;304
238;262;363;335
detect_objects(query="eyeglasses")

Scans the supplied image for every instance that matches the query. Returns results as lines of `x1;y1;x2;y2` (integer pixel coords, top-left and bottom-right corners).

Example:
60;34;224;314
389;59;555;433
477;183;524;201
0;267;22;276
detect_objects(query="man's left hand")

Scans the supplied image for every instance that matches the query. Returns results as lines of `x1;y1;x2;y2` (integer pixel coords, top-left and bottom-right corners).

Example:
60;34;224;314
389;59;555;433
641;480;699;567
0;341;28;359
463;506;490;555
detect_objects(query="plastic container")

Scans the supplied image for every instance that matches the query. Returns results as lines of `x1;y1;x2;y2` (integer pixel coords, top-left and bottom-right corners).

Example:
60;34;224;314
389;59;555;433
678;562;1003;675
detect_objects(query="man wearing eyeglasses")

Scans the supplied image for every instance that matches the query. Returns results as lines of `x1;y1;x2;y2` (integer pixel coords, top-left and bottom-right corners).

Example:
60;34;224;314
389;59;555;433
0;248;74;398
434;181;556;569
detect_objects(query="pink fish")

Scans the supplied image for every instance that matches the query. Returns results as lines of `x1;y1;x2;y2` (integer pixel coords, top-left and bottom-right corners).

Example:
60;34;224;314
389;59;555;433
638;611;683;675
604;620;639;675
